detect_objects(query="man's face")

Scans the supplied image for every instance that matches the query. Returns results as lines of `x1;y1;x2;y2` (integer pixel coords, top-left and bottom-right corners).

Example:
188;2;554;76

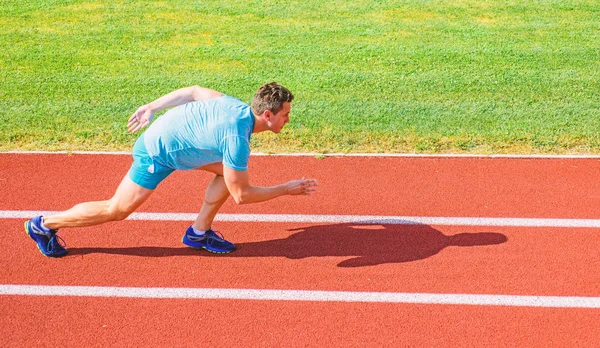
269;102;291;134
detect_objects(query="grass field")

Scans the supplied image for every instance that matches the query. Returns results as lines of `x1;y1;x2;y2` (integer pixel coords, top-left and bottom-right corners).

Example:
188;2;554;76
1;0;599;154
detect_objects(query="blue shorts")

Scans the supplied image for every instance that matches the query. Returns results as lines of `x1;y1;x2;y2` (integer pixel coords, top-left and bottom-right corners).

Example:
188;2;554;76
128;134;175;190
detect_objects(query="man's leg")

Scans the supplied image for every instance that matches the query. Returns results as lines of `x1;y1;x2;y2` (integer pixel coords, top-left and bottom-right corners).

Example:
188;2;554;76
25;174;154;258
43;174;154;229
182;162;236;253
194;171;230;231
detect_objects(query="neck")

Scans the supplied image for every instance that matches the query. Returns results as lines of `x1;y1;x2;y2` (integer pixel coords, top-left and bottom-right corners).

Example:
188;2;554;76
252;114;269;134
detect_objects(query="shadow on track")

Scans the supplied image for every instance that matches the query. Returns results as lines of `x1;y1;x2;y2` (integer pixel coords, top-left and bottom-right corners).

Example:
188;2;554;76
68;223;507;267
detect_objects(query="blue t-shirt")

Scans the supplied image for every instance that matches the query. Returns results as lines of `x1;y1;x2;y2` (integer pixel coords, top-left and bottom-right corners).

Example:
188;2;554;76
142;95;255;171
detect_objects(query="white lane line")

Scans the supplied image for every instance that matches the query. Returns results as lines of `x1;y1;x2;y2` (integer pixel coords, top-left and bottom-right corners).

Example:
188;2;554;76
4;151;600;158
1;284;598;308
2;210;600;227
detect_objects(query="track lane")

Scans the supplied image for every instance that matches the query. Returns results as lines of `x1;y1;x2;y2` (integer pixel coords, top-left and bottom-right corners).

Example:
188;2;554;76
3;153;600;218
2;296;599;347
4;220;600;296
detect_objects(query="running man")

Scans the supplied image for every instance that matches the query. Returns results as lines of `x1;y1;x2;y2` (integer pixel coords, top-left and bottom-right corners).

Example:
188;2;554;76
25;82;318;257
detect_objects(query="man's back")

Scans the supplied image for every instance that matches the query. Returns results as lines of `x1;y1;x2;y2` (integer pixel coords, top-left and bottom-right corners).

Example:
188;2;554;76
143;95;255;170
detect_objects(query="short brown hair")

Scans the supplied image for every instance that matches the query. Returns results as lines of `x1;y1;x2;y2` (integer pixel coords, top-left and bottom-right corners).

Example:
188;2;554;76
251;82;294;115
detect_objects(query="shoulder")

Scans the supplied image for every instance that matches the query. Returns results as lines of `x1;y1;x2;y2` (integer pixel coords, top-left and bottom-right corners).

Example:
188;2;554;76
218;96;252;119
219;95;249;106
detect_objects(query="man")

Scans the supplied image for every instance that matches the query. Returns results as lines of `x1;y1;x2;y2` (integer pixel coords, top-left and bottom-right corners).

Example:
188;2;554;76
25;82;318;257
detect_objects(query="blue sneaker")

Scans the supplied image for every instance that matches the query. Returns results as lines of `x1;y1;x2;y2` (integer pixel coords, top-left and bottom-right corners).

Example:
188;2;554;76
182;227;236;254
24;216;68;258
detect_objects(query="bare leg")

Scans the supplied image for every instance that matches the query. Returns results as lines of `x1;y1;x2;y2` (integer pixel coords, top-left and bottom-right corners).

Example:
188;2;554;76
43;174;153;229
193;163;230;231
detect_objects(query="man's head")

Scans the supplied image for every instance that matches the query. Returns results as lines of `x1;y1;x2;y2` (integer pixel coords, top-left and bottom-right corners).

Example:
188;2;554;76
251;82;294;133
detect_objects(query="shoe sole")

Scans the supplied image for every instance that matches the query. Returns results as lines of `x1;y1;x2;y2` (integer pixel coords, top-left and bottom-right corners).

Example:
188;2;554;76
181;236;235;254
24;221;67;258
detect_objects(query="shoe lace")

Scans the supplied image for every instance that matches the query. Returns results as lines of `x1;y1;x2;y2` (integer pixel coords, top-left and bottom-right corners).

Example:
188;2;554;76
206;230;225;245
47;234;66;253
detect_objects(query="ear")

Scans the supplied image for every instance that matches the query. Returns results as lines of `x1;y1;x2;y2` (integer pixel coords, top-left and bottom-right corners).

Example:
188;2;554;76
264;110;273;121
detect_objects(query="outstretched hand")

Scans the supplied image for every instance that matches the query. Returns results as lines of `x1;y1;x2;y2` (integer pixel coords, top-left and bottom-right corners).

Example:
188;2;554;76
127;105;155;133
286;178;318;196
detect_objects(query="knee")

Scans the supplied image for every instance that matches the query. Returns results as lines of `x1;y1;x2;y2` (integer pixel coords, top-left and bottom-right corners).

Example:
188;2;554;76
105;204;133;221
112;210;131;221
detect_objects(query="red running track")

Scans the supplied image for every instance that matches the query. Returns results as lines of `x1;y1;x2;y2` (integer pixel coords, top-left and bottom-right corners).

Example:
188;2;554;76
2;153;600;346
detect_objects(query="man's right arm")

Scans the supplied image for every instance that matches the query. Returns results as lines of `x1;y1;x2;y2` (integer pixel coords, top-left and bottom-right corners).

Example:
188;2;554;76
223;166;318;205
128;86;223;133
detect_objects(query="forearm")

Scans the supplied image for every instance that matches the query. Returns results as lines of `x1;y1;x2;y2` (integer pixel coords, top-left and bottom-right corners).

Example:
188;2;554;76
224;167;317;205
235;184;289;204
147;86;198;112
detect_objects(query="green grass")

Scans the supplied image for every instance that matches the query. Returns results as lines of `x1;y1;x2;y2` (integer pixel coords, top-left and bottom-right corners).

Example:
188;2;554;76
1;0;599;154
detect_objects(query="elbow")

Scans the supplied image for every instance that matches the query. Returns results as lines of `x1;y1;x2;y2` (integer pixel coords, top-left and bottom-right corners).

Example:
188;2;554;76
190;86;203;101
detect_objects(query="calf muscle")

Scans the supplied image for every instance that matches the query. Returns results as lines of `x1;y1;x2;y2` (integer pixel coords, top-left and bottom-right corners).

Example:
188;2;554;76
43;175;153;229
